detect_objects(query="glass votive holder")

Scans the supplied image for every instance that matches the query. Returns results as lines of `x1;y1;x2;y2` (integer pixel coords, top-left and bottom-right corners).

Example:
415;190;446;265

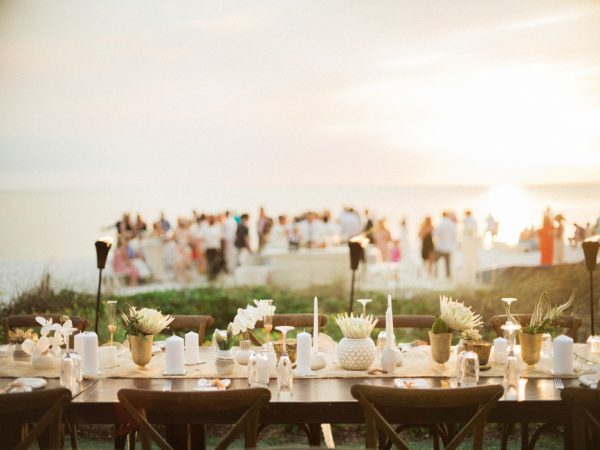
458;351;479;386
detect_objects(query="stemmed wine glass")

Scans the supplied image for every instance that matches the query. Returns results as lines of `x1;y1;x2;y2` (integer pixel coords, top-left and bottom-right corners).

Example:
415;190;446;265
107;300;118;346
357;299;372;317
275;325;294;397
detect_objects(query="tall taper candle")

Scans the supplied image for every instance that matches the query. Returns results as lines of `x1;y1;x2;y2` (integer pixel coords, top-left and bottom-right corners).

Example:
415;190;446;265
385;306;393;349
313;296;319;352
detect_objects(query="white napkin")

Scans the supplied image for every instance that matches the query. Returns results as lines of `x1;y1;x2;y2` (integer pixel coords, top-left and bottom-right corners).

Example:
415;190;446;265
195;378;231;391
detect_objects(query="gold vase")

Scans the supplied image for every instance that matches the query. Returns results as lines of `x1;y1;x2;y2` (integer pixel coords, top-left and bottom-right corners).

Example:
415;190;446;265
129;334;153;369
429;331;452;364
519;332;542;366
464;340;492;366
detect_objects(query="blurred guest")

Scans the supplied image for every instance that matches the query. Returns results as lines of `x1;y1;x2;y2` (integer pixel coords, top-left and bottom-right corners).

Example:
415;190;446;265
159;212;171;233
116;213;134;237
267;215;290;250
363;209;374;243
485;214;499;242
419;216;435;277
538;214;554;266
112;238;140;286
339;207;362;242
299;212;323;248
257;207;270;252
321;210;340;246
390;239;401;263
373;219;392;261
203;215;223;280
462;210;479;285
399;218;412;267
288;224;301;251
554;214;565;264
223;211;238;273
134;213;147;235
235;214;252;264
434;211;457;278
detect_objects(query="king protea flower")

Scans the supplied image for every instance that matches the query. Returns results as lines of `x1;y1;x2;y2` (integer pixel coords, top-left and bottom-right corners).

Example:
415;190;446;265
439;295;483;332
336;313;378;339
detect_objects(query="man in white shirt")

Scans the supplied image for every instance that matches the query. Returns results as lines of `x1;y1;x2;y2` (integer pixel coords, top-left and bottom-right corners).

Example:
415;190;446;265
339;207;362;242
462;210;479;285
223;211;238;274
299;212;324;248
434;211;457;278
203;215;224;280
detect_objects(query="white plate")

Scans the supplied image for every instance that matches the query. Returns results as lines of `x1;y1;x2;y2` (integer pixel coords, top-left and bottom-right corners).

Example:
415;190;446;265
14;378;47;390
579;373;599;388
195;378;231;391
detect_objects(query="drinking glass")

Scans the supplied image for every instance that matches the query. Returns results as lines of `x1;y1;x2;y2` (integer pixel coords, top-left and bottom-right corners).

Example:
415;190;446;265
458;351;479;386
357;299;372;317
60;353;77;392
275;326;294;398
541;333;553;358
107;300;118;346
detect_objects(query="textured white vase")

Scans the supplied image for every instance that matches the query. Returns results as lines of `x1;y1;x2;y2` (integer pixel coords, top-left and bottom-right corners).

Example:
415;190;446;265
235;340;252;365
216;350;235;376
337;337;376;370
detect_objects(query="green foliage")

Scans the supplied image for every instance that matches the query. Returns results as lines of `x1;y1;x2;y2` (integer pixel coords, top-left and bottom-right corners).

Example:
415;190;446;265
431;316;450;334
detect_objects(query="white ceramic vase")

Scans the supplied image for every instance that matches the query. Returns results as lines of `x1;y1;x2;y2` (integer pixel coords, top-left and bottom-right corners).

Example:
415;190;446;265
337;337;376;371
235;340;252;365
32;352;58;370
216;349;235;376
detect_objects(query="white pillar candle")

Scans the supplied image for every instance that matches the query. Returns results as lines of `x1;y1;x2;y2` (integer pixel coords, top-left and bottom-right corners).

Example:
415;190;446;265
296;331;312;376
165;335;185;375
81;332;99;376
553;335;574;375
184;331;200;365
74;332;85;356
493;337;508;363
313;297;319;352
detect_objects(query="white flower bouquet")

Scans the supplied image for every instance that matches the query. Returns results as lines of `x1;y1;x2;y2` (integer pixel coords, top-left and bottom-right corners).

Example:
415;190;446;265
121;306;174;337
22;316;67;358
431;295;483;334
335;313;378;339
230;299;276;338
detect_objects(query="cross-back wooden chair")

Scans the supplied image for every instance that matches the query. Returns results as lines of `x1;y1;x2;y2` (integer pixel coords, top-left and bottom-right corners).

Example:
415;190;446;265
351;384;504;450
489;314;581;342
168;315;215;344
3;314;89;343
562;387;600;449
249;314;328;345
373;315;436;330
0;387;72;450
117;387;271;450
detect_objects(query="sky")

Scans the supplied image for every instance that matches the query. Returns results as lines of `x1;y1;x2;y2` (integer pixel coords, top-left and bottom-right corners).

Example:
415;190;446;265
1;0;600;190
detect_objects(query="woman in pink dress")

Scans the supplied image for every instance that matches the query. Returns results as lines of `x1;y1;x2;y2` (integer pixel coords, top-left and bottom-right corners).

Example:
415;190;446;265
112;239;140;286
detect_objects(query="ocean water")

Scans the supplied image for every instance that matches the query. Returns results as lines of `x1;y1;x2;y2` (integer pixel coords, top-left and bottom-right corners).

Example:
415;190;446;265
0;183;599;300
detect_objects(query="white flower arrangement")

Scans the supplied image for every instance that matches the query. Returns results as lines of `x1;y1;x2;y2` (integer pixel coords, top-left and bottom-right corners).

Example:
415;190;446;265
461;328;482;342
435;295;483;333
230;299;277;337
21;316;66;358
121;306;174;337
335;313;378;339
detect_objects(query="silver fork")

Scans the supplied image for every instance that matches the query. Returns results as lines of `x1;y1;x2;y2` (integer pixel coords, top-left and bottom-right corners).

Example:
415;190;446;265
554;378;564;390
163;379;172;391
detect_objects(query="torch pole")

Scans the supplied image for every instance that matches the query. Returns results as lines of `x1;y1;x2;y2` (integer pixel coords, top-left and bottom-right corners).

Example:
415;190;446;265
591;270;595;336
348;269;356;315
95;268;103;334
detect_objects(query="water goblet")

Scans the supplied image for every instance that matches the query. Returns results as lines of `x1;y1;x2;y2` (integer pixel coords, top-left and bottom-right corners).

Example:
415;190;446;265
275;326;295;398
458;351;480;386
107;300;118;346
357;299;372;317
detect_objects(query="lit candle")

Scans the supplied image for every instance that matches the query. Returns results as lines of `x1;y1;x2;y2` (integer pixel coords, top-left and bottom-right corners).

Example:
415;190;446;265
493;337;508;364
313;297;319;352
553;335;574;375
165;335;185;375
385;305;393;349
296;331;312;376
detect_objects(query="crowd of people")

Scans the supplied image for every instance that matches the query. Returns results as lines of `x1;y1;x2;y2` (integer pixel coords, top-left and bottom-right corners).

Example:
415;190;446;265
106;206;599;286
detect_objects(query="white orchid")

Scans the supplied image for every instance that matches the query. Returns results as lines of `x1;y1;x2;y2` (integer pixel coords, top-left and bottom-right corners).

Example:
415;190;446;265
439;296;483;332
231;307;258;336
336;313;378;339
122;306;174;336
22;336;51;358
253;299;276;320
20;316;67;358
35;316;61;337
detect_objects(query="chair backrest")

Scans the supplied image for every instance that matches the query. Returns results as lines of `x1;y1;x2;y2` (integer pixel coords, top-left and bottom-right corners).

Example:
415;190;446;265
168;315;215;344
373;315;436;330
250;314;328;345
489;314;581;341
118;387;271;450
562;387;600;449
351;384;504;450
3;314;89;343
0;387;71;450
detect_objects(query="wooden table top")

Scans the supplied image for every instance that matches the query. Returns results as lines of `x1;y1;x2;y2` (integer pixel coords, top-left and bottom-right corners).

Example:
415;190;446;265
67;376;579;425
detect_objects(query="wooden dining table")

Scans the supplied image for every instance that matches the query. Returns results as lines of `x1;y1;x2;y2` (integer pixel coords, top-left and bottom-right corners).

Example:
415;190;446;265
55;376;577;448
